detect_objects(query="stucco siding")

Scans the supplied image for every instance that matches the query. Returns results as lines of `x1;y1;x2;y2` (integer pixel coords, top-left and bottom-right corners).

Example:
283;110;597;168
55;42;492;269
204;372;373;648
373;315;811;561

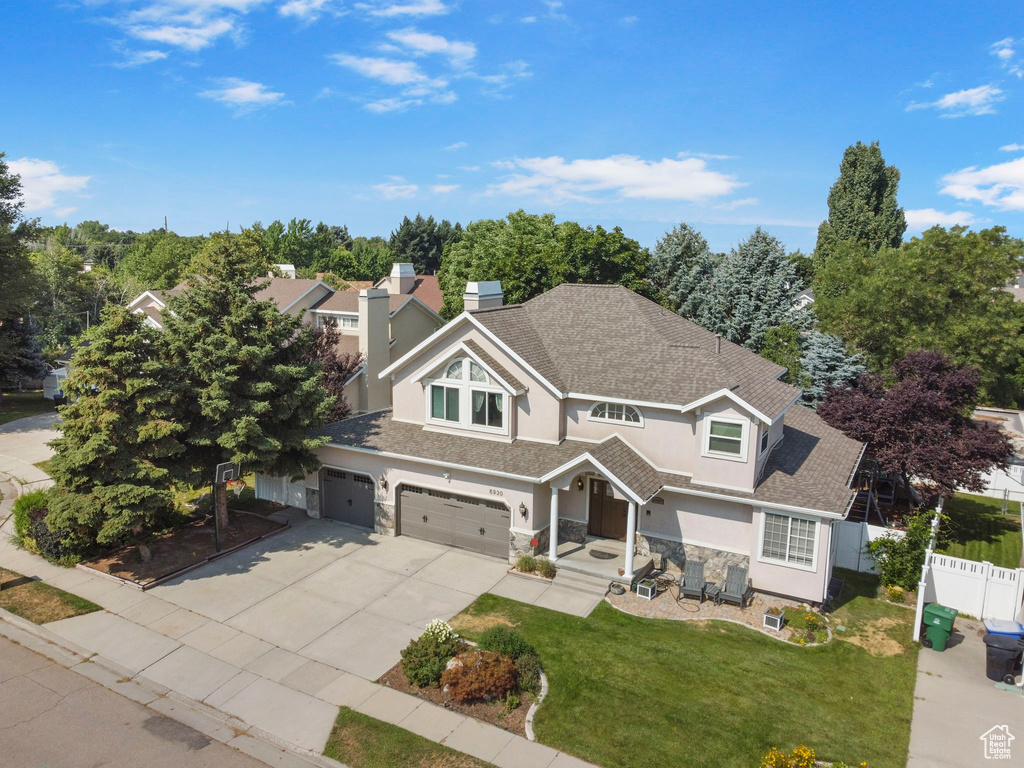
692;399;757;490
747;508;831;603
639;491;753;554
389;302;442;364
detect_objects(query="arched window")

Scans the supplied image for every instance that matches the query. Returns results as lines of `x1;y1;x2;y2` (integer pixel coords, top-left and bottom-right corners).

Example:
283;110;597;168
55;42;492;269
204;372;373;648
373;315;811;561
429;357;507;432
589;402;643;426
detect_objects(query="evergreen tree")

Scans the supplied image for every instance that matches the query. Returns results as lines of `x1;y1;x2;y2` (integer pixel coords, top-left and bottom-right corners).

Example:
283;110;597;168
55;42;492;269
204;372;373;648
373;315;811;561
814;141;906;269
689;227;805;352
649;223;711;308
0;317;46;387
46;305;185;556
0;153;42;389
799;331;865;407
761;324;803;386
389;214;462;275
163;231;333;529
673;249;721;322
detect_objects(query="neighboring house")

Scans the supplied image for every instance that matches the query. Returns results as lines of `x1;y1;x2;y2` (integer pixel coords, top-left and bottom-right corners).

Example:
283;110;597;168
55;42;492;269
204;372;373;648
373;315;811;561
1005;273;1024;302
126;262;444;414
967;407;1024;503
793;287;815;310
274;282;864;605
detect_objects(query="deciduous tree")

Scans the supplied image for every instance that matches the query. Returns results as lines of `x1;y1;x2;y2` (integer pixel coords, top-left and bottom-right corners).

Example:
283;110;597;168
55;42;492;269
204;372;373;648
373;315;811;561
818;350;1011;504
303;324;362;422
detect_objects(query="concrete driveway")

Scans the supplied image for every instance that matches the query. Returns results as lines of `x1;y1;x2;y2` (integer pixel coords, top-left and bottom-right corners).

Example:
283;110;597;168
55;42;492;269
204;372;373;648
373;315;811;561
0;411;58;491
908;619;1023;767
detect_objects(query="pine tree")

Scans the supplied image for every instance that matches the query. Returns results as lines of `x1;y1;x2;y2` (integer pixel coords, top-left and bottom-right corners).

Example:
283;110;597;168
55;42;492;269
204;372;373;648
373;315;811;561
163;231;333;529
390;214;462;275
650;223;711;308
46;305;185;556
689;228;805;352
799;330;865;407
0;317;46;387
814;141;906;269
673;249;721;321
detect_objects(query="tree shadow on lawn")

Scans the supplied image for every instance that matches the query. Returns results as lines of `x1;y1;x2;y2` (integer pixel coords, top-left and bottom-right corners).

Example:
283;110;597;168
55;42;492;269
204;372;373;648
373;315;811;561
940;495;1020;547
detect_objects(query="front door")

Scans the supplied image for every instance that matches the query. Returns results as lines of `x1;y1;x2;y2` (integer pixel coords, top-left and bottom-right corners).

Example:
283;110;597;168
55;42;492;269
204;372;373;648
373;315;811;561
588;478;628;540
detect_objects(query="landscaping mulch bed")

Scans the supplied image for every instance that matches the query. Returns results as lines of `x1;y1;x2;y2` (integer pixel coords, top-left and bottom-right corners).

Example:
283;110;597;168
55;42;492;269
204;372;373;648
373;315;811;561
0;567;100;624
80;511;287;587
378;660;533;738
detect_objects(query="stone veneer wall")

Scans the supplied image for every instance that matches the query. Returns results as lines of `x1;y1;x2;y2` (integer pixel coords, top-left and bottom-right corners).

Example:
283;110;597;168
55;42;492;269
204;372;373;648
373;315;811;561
375;502;396;536
558;519;588;544
635;533;749;585
509;528;550;560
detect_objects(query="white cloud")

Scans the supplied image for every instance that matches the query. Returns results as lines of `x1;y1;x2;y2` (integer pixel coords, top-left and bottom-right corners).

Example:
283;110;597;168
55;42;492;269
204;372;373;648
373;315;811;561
488;154;744;203
431;184;459;193
386;28;476;67
7;158;90;212
715;197;758;210
678;151;736;161
113;49;168;67
52;207;79;219
473;60;532;93
358;0;450;17
331;54;444;86
991;37;1023;78
459;165;480;172
373;181;418;198
521;16;537;23
1000;143;1024;152
940;156;1024;211
199;78;285;113
365;96;421;112
444;141;467;151
904;208;977;230
620;15;638;25
907;84;1005;117
130;18;235;50
279;0;341;21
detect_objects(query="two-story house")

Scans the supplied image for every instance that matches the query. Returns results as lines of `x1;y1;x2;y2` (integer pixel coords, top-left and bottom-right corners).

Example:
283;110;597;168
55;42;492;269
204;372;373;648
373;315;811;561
276;283;865;605
126;262;444;414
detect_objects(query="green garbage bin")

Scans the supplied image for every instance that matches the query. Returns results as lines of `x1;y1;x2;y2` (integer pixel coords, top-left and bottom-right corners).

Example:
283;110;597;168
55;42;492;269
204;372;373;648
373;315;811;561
921;603;958;651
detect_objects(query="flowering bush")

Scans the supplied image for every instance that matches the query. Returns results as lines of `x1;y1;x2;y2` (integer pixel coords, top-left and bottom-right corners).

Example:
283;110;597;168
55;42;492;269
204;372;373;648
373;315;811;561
804;613;823;631
423;619;458;643
760;745;816;768
886;585;905;603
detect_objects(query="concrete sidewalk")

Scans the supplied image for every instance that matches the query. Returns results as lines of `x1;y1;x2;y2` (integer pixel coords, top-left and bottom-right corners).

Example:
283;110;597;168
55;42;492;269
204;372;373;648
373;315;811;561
0;411;58;492
908;619;1023;767
0;507;596;767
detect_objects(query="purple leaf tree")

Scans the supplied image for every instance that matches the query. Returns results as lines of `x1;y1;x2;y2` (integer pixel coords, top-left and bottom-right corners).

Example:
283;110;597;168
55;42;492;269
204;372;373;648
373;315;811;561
818;350;1011;505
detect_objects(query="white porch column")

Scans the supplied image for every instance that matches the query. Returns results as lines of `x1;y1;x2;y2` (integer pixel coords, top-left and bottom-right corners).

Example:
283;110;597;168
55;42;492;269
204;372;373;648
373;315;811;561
548;486;560;561
623;501;637;579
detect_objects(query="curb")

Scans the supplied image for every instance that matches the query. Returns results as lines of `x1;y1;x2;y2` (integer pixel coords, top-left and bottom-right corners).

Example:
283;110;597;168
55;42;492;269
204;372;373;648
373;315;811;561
0;608;350;768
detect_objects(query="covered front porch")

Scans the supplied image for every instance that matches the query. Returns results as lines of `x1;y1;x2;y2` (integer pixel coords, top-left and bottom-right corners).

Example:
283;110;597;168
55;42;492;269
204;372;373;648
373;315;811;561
540;438;664;582
555;537;654;584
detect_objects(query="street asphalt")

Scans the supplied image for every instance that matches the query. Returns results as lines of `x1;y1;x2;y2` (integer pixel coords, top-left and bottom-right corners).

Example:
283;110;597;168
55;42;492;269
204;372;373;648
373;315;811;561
0;634;271;768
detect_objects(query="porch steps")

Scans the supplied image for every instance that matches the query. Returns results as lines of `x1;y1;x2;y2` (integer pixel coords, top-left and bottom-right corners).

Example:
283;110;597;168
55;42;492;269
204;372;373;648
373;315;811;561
552;568;612;597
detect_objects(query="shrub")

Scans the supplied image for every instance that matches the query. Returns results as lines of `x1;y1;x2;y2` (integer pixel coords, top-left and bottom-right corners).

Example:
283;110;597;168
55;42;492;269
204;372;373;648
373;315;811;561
804;613;823;631
478;625;536;659
515;652;541;694
440;650;516;703
760;745;816;768
12;490;48;547
423;619;458;643
504;691;520;713
868;510;935;590
886;584;905;603
536;558;556;579
401;627;460;688
29;507;74;562
516;554;537;573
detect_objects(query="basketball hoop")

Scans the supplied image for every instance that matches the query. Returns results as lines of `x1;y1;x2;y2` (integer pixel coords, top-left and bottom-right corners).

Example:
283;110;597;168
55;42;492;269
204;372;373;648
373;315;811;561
226;479;246;496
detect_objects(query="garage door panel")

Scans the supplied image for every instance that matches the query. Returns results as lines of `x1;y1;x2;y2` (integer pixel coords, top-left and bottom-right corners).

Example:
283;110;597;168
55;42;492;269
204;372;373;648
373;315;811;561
323;470;375;529
399;486;508;558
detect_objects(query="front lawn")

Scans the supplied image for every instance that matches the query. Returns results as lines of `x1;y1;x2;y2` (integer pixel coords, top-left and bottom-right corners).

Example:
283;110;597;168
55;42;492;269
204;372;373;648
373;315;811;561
452;570;916;768
323;707;488;768
0;391;52;426
937;493;1022;569
0;567;100;623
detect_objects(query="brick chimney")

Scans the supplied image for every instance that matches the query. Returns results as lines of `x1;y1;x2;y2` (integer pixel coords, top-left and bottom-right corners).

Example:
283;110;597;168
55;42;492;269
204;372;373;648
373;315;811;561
463;281;504;311
358;288;391;411
388;263;416;295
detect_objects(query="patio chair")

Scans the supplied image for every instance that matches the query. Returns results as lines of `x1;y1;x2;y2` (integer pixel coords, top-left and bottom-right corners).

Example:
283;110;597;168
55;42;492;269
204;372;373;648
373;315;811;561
676;559;707;603
716;565;755;609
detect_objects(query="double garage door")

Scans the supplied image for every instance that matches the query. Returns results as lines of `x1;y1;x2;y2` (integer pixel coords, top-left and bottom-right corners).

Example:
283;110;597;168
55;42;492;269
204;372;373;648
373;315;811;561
399;486;510;559
322;469;375;529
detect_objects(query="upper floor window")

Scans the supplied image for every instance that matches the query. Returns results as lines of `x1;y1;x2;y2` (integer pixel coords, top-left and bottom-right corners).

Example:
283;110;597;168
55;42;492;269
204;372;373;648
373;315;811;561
317;314;358;330
704;417;745;459
589;402;643;426
759;427;770;455
428;357;506;433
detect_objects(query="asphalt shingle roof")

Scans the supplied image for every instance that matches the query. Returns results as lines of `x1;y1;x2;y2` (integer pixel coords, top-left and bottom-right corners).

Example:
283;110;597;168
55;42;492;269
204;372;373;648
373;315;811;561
470;284;799;419
317;405;862;515
463;339;526;393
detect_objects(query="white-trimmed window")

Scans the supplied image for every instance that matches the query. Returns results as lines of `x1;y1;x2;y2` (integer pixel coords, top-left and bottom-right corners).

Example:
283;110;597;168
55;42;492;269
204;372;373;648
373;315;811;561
761;512;817;568
426;357;507;433
316;313;358;329
704;418;745;458
589;402;643;426
759;427;770;455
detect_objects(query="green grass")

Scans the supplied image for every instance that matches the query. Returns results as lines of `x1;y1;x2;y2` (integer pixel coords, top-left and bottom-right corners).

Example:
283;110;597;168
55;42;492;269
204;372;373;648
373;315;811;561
0;391;53;426
936;493;1022;569
0;567;101;624
452;569;916;768
323;707;488;768
33;459;53;476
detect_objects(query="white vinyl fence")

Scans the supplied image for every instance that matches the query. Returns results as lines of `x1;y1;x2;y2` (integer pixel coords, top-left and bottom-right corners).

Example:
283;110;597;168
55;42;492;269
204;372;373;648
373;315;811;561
832;520;902;573
254;473;307;509
922;553;1024;622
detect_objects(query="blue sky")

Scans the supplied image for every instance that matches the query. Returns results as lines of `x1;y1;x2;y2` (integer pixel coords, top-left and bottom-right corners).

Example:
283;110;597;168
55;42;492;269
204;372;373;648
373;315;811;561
5;0;1024;253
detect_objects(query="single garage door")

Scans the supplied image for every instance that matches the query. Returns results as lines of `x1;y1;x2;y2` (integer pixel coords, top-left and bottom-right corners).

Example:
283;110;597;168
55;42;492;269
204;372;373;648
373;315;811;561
322;469;375;529
399;486;510;559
